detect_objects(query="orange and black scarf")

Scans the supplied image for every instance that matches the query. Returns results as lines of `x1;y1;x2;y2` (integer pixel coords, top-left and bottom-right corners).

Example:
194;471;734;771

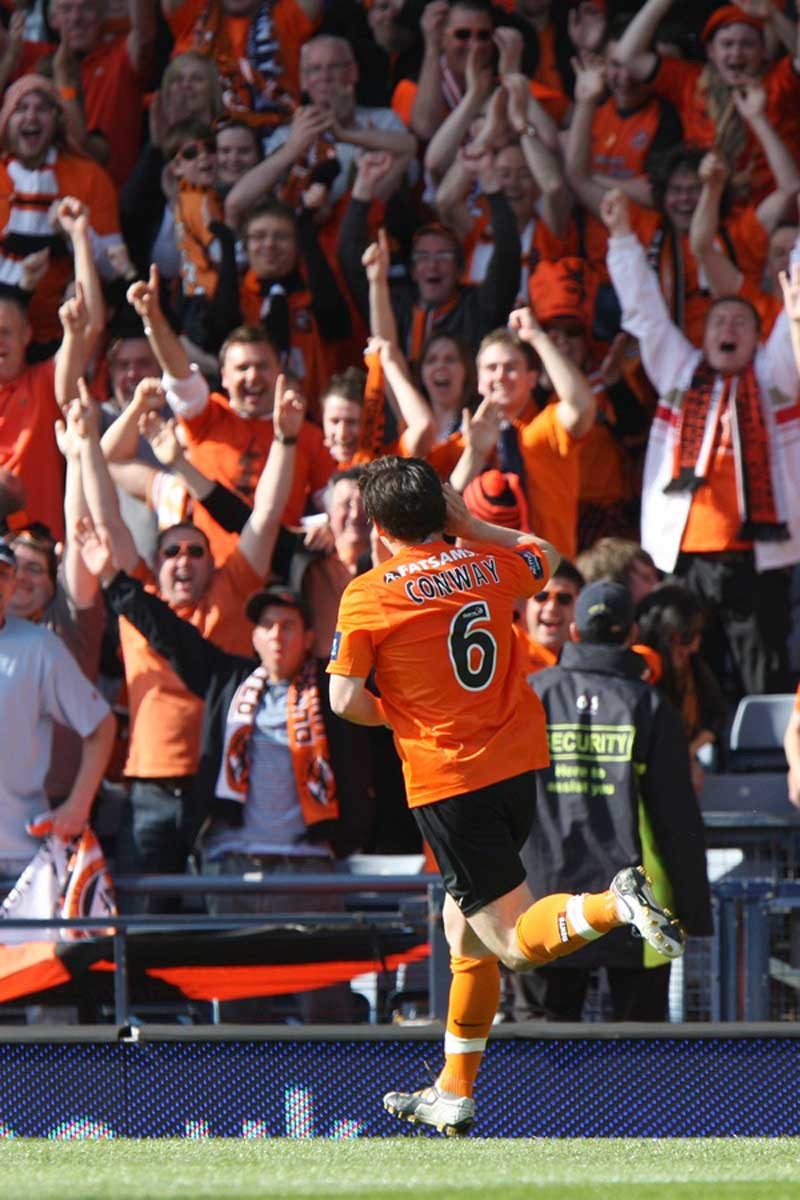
216;659;339;829
664;361;789;541
190;0;294;122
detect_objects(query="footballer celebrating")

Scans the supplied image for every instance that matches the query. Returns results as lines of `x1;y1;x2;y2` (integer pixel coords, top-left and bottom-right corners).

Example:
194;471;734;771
328;457;683;1135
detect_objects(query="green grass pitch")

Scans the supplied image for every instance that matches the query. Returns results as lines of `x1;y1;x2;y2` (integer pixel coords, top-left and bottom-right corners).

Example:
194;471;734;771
2;1139;800;1200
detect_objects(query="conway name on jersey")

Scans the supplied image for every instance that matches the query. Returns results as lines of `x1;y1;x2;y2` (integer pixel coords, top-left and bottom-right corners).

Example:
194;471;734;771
327;539;551;806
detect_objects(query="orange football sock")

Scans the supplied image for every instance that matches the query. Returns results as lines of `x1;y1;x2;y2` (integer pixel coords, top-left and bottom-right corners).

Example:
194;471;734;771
436;954;500;1099
515;890;621;966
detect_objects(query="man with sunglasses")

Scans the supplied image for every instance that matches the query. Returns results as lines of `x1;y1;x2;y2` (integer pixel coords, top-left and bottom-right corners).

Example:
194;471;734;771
516;579;712;1023
521;559;584;675
72;366;307;908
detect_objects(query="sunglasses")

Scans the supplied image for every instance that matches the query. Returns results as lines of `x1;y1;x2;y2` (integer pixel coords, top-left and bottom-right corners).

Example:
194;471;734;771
176;139;215;161
162;541;206;560
450;27;493;41
533;590;574;606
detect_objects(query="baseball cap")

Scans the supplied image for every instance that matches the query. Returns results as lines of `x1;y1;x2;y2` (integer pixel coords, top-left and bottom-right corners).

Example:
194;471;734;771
574;581;634;643
245;583;311;628
0;540;17;569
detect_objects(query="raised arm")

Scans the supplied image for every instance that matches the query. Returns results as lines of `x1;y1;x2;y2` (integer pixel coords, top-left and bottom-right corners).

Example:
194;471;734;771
564;57;609;219
424;42;493;180
510;307;596;438
777;256;800;388
55;402;97;610
506;73;570;238
602;188;698;393
127;0;157;74
127;264;193;379
409;0;450;141
72;380;140;574
448;397;502;492
734;83;800;232
225;106;333;228
54;198;106;410
236;375;304;578
100;375;169;463
369;336;436;457
689;152;743;297
613;0;673;77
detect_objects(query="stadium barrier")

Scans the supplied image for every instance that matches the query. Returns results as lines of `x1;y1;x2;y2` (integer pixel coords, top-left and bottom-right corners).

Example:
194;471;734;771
1;1022;800;1138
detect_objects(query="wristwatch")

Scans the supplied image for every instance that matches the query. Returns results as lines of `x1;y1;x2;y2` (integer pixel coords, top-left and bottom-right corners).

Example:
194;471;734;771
522;124;538;139
275;433;298;445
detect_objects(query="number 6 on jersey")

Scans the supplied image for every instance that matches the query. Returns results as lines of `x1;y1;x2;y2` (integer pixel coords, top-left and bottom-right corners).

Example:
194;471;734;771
447;600;498;692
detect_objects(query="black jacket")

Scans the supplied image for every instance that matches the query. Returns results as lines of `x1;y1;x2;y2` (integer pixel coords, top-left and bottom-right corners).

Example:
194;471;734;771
527;641;713;968
105;572;374;858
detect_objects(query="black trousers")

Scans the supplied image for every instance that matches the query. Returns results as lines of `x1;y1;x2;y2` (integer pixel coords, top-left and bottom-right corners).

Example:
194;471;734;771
511;962;671;1022
674;551;792;700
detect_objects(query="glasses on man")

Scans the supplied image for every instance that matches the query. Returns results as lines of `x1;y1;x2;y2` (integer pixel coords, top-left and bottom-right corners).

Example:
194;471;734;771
176;139;216;162
161;542;206;560
533;590;574;606
412;249;458;265
450;27;493;41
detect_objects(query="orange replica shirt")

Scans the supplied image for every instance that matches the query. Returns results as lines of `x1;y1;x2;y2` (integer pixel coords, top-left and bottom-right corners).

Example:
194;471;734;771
180;395;336;563
80;36;144;188
519;405;580;562
121;547;260;778
328;539;551;806
0;358;64;541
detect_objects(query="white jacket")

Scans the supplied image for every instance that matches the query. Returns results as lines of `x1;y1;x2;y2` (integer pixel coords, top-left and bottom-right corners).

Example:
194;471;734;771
607;233;800;573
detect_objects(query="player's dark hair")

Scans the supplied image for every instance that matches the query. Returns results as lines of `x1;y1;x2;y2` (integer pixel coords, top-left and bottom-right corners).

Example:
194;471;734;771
359;456;446;544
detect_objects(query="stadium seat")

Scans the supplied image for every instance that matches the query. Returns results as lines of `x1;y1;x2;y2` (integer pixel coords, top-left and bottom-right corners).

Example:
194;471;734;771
727;694;796;772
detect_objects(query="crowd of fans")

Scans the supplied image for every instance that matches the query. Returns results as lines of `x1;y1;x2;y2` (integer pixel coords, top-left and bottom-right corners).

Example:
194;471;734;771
3;0;800;1020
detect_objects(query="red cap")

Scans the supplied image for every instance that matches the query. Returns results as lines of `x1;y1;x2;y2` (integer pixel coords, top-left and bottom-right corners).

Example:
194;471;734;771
701;5;764;42
528;258;589;329
463;470;531;532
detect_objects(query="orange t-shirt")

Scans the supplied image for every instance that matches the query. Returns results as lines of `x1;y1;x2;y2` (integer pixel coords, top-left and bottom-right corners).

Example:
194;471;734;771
425;406;580;558
0;358;64;541
679;392;752;554
180;395;336;563
738;277;782;339
328;538;551;806
121;547;261;778
80;36;144;188
519;405;580;561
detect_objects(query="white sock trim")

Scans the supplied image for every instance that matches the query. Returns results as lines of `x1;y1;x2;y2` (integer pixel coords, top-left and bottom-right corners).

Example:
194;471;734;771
566;894;604;941
444;1032;488;1055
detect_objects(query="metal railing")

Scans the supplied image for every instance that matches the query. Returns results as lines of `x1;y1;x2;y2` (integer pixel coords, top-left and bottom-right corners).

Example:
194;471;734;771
0;872;449;1026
